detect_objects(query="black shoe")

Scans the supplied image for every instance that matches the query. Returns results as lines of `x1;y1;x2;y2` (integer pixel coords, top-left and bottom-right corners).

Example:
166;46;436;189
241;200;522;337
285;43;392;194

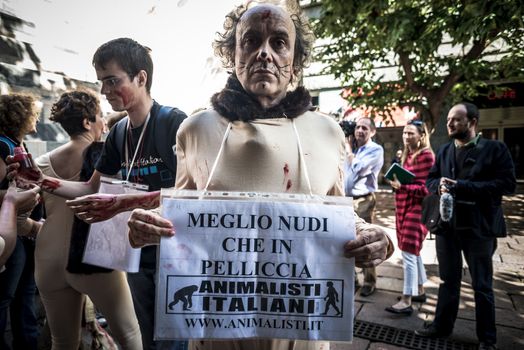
478;342;498;350
360;285;375;297
385;305;413;315
397;293;427;303
415;323;451;338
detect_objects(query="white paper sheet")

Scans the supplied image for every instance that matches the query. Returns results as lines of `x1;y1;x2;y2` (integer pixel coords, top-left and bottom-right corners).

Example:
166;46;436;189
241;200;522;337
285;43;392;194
155;193;355;342
82;179;142;272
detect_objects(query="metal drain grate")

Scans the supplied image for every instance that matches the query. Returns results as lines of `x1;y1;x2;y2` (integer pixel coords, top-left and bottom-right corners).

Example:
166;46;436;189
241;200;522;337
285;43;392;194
353;320;477;350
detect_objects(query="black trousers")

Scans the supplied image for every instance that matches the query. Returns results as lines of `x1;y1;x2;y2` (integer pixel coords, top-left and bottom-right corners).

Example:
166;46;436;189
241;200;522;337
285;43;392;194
434;232;497;344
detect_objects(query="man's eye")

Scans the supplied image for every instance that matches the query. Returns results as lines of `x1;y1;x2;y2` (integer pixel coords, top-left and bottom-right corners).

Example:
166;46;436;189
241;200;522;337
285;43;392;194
244;38;256;46
274;39;286;48
103;78;119;87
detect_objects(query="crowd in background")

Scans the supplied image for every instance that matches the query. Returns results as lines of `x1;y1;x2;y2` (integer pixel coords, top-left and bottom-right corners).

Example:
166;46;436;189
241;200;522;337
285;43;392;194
0;2;517;350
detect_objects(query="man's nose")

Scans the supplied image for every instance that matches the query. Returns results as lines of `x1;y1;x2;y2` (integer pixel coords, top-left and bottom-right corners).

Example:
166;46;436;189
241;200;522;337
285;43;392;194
256;42;272;62
100;82;110;95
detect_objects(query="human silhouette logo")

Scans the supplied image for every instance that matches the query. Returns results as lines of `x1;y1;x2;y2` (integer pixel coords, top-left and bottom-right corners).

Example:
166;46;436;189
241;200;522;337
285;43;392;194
168;284;198;311
321;281;341;316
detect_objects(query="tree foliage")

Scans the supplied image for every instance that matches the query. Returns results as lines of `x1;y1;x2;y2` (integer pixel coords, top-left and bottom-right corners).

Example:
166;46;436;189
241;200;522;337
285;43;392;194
313;0;524;130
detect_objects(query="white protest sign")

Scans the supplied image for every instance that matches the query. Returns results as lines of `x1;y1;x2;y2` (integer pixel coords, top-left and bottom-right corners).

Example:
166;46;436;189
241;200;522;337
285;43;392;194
82;178;142;272
155;192;355;342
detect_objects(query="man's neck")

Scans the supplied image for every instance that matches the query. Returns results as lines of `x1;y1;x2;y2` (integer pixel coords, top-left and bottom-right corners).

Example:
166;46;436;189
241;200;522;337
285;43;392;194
454;130;476;147
255;91;287;109
127;96;153;128
356;139;370;149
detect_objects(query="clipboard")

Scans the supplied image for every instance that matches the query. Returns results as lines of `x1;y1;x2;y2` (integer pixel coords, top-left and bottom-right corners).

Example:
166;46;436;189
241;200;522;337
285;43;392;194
384;163;415;184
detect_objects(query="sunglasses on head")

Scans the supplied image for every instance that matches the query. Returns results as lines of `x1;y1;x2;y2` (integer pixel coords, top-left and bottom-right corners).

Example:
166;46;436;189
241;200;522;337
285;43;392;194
408;119;424;126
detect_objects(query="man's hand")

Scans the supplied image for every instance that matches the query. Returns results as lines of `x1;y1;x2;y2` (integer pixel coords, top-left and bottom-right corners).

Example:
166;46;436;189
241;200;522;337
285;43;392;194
344;226;389;268
6;154;43;189
128;209;174;248
439;177;457;194
344;137;355;163
66;194;120;223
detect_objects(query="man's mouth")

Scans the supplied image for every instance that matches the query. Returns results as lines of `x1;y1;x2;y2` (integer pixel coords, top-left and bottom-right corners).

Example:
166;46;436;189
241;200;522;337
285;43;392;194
253;68;274;75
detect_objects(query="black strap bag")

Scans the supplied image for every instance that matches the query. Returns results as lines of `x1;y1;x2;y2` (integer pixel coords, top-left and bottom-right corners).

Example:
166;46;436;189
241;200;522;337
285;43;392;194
421;193;446;234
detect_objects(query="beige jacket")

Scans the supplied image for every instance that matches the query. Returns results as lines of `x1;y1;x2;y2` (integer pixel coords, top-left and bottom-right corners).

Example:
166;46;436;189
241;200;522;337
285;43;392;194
175;109;386;350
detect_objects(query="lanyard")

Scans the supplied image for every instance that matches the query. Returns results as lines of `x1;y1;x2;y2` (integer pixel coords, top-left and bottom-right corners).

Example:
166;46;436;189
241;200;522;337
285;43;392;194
124;113;150;182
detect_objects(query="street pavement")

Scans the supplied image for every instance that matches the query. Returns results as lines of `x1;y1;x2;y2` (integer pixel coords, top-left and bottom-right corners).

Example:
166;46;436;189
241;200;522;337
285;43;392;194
9;188;524;349
332;188;524;350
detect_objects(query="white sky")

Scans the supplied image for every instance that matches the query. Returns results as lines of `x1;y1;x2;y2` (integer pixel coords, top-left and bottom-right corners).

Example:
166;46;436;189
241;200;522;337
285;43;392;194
5;0;243;114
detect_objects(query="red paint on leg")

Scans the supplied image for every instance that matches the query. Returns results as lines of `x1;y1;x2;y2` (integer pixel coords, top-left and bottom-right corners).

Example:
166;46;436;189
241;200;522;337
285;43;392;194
286;179;292;191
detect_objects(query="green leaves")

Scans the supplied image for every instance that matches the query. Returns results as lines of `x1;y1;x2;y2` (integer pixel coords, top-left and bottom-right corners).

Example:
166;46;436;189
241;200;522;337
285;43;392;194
313;0;524;129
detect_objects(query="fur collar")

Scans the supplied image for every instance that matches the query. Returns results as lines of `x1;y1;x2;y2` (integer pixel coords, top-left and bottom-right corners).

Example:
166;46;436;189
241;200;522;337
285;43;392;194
211;74;312;122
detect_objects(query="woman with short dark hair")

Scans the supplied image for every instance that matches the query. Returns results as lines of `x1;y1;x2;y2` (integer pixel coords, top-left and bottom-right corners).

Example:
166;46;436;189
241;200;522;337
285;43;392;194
34;90;142;350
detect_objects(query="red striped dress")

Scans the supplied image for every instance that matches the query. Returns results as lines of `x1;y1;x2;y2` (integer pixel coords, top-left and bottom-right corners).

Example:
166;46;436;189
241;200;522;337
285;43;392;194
395;148;435;255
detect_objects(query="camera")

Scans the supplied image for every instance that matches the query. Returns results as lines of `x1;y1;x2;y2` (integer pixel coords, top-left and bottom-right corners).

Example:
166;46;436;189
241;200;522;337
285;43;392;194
339;120;356;138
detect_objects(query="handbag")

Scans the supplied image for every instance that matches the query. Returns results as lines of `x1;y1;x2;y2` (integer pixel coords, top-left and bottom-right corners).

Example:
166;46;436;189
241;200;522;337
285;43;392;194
84;297;117;350
421;193;446;234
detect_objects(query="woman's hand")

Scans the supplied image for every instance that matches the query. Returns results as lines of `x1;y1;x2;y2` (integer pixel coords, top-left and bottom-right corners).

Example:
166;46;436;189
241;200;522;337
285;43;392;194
4;181;41;214
344;226;390;268
6;154;43;189
67;191;161;224
128;209;175;248
389;174;401;191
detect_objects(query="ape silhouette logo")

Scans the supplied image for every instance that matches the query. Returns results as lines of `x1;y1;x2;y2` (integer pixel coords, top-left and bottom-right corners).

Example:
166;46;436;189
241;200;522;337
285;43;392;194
168;284;199;311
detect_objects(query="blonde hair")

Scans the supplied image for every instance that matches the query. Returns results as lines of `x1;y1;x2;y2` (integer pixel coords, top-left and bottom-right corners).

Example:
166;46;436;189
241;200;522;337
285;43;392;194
401;121;432;166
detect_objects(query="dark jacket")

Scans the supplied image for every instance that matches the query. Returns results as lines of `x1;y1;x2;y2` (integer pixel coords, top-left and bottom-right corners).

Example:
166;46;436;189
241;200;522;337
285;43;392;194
426;137;516;237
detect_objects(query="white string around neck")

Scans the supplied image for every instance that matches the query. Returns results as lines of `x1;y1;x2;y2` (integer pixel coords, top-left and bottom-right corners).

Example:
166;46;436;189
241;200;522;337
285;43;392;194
203;118;313;196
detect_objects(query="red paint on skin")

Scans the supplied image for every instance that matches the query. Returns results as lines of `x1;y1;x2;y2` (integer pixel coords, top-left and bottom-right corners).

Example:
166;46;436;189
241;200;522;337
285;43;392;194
261;10;272;19
115;87;132;107
120;191;161;211
23;169;41;181
283;163;291;188
41;178;60;191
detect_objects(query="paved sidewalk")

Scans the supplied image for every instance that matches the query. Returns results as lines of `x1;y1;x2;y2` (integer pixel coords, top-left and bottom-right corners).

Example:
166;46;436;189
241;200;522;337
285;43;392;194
332;188;524;350
9;189;524;349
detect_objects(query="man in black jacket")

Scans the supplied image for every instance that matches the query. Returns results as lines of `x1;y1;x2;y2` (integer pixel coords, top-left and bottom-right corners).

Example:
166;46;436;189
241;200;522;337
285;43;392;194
416;102;516;350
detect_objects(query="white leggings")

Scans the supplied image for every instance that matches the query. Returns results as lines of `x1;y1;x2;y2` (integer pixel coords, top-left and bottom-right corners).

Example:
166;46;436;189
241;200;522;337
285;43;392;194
401;250;427;296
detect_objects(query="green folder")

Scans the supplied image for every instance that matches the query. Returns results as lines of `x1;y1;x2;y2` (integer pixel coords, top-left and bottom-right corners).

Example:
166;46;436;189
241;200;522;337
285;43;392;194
384;163;415;184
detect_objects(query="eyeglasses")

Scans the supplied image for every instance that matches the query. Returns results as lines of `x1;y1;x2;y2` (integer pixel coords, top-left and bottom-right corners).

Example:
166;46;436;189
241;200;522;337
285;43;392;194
100;76;125;89
408;119;424;126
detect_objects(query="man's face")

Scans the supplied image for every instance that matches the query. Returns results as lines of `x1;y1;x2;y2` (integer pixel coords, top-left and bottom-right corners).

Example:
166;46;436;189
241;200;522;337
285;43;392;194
96;60;140;112
354;118;375;146
446;105;474;140
234;5;296;103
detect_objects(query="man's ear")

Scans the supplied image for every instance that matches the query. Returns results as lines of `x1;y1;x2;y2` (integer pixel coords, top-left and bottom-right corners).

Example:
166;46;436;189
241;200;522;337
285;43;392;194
137;70;147;87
